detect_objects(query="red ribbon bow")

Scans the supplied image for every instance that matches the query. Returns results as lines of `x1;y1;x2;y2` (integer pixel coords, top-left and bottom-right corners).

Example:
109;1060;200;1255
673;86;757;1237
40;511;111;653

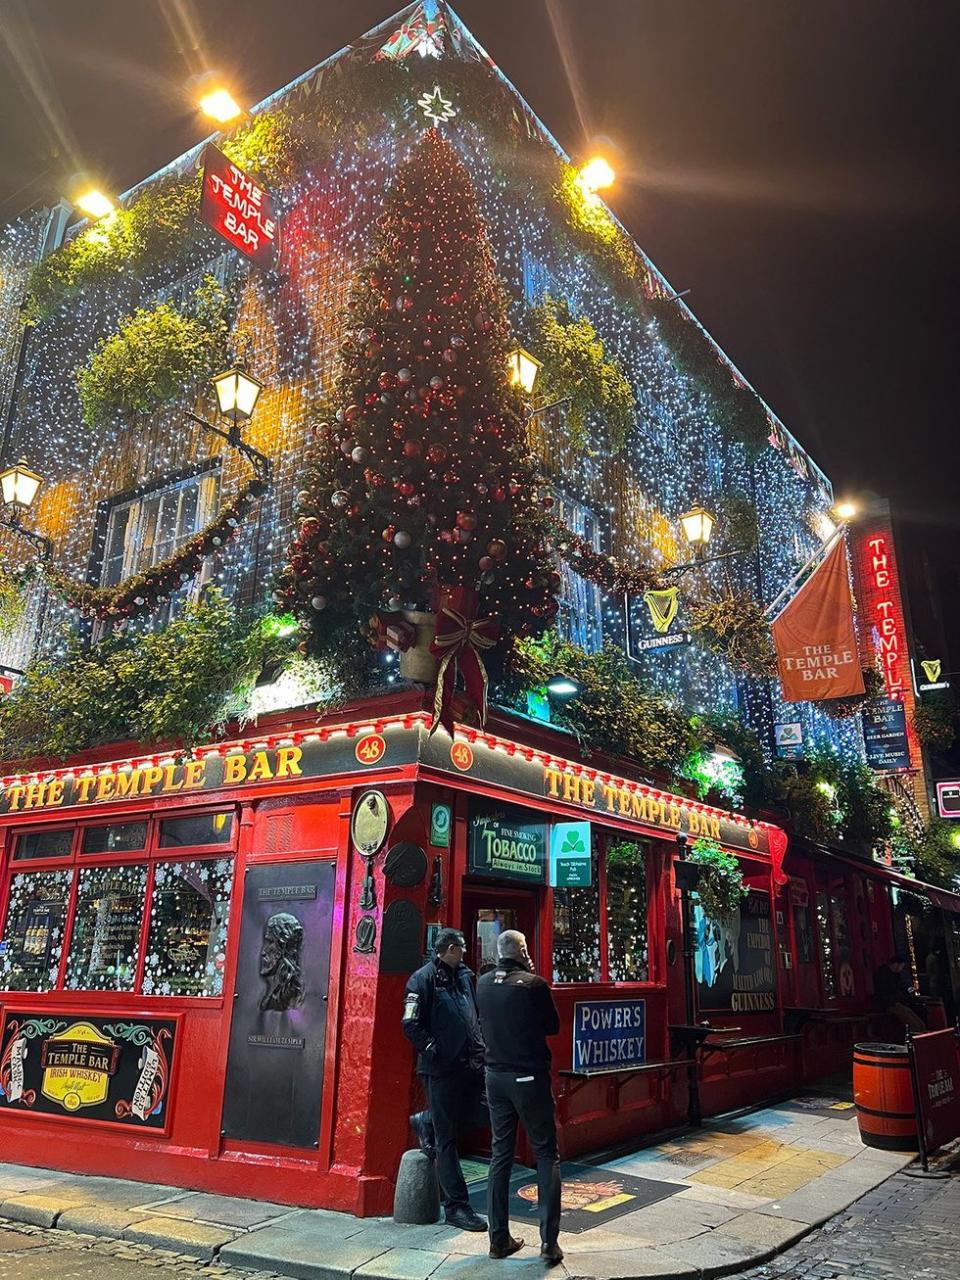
429;586;500;737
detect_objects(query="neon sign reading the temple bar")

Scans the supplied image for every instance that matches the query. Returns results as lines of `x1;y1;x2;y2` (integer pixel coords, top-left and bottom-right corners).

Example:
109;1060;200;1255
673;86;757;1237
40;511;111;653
200;143;278;266
865;534;905;699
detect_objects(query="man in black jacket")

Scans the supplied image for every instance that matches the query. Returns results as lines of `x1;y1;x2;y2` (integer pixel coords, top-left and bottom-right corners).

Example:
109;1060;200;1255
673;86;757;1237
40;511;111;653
477;930;562;1264
403;928;488;1231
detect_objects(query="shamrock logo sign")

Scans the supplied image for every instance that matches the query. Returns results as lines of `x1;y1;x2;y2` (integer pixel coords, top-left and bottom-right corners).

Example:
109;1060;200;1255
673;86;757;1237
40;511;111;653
561;829;588;855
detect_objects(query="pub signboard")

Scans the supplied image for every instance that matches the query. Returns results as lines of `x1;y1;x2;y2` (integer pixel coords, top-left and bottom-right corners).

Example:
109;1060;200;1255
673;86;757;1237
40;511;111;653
695;889;776;1014
0;1011;176;1130
467;801;547;884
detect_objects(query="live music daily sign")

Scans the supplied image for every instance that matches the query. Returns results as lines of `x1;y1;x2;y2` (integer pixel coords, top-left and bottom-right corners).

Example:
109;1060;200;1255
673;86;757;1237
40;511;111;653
201;143;278;267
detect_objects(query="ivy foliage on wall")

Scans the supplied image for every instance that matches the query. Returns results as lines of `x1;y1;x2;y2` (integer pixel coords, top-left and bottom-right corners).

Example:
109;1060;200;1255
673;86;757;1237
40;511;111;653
912;690;957;751
526;296;635;451
687;594;777;677
76;276;231;429
508;631;697;776
0;592;285;768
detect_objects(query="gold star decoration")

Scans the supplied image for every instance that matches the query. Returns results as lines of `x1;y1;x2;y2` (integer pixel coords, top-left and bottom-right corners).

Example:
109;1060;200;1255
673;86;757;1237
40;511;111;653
416;85;457;127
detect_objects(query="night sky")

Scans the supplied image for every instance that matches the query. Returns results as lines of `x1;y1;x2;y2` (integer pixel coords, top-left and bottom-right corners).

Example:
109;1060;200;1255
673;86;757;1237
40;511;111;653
1;1;957;535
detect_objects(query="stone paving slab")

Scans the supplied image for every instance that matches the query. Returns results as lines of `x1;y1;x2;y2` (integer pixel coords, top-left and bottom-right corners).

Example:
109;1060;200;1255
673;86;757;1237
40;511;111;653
147;1191;297;1229
122;1215;238;1260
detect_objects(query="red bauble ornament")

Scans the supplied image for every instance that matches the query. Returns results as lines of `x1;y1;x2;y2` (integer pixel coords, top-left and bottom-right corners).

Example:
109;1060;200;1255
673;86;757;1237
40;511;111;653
397;480;416;497
403;440;422;457
426;444;448;465
478;556;494;572
364;392;379;406
378;372;396;389
344;404;360;423
490;487;506;502
382;526;396;542
455;512;477;531
487;539;507;560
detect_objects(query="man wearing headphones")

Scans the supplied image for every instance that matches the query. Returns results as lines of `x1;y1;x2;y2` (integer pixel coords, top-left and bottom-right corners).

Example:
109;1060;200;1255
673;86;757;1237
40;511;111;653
403;928;488;1232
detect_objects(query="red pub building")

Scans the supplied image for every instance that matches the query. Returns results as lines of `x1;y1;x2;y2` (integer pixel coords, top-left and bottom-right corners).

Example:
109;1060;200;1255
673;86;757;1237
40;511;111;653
1;692;956;1214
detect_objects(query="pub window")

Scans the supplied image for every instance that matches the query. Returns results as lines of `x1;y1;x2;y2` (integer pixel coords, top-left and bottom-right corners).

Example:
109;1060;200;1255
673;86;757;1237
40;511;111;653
143;857;233;996
159;811;233;848
553;493;604;653
0;870;73;991
64;864;147;991
816;891;836;998
552;845;602;983
101;468;219;588
13;828;74;861
82;821;148;855
606;839;650;982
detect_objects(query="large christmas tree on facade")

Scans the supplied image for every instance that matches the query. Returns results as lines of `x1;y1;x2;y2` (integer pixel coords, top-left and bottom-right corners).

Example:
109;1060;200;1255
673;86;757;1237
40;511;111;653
277;128;559;726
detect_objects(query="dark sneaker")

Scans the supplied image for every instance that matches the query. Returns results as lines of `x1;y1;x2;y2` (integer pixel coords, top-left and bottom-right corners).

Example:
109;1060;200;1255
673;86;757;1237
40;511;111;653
445;1205;488;1232
408;1111;436;1160
490;1235;525;1258
540;1242;563;1265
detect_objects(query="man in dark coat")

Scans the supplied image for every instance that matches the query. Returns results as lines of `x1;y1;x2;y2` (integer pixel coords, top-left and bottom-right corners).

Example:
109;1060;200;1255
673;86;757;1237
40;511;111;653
477;929;562;1264
403;928;488;1231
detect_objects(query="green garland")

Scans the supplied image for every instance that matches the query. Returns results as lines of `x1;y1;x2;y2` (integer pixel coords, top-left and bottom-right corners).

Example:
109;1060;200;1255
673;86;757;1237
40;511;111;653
527;296;635;451
44;476;267;621
545;514;666;595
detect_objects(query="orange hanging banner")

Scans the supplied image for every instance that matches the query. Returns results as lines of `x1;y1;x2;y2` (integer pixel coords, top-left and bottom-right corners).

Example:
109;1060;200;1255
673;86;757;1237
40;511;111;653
771;538;864;702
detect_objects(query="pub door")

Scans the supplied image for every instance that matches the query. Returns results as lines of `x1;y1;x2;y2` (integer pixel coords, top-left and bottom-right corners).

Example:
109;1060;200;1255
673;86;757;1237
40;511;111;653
459;884;542;1166
461;884;540;977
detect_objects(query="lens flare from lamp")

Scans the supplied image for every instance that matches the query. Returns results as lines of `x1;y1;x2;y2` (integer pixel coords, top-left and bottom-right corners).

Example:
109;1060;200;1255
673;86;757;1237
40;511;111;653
199;87;243;124
211;368;263;423
75;190;115;220
577;157;615;195
834;501;858;521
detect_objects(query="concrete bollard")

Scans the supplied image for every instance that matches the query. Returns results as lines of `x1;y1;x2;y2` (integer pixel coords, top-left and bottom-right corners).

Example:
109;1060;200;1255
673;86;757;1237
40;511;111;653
393;1148;441;1224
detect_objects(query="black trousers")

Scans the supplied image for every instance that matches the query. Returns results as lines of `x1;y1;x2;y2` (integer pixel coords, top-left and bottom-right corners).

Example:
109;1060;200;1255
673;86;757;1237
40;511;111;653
423;1066;487;1212
485;1068;561;1248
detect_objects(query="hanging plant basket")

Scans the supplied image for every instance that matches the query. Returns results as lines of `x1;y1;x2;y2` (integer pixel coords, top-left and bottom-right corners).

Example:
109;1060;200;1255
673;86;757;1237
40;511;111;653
684;837;747;921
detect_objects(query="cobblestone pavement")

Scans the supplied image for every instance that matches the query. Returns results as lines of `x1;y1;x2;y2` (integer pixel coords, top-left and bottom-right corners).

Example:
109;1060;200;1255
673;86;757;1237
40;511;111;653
738;1164;960;1280
0;1219;280;1280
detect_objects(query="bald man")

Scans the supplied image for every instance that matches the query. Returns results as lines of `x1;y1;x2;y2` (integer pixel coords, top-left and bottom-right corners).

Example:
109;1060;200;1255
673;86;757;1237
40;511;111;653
477;929;562;1264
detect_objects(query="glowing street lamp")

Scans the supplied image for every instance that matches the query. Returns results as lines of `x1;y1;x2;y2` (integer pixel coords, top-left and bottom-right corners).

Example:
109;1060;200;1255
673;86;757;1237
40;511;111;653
834;500;858;521
199;86;244;124
74;189;115;220
577;156;616;197
211;367;263;425
507;346;542;395
0;459;43;511
679;505;715;553
0;460;50;559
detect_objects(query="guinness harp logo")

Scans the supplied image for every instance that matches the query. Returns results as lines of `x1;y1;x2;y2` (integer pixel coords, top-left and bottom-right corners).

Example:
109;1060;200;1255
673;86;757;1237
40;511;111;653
643;587;679;634
921;659;942;684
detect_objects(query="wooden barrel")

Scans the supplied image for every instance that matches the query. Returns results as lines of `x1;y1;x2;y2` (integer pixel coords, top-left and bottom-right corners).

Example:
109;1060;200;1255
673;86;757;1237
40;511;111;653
853;1042;917;1151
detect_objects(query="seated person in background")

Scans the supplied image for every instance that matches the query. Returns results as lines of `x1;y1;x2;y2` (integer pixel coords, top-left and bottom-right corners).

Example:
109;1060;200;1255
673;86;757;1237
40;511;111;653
873;955;925;1034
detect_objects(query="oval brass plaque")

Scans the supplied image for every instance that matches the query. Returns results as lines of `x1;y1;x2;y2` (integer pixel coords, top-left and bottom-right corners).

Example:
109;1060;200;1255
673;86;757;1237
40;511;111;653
351;790;390;857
